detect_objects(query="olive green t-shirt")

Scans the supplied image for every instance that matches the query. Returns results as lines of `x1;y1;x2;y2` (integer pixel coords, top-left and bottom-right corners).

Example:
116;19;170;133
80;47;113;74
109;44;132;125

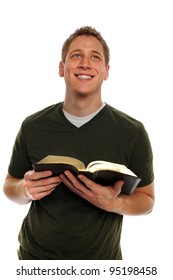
8;103;154;259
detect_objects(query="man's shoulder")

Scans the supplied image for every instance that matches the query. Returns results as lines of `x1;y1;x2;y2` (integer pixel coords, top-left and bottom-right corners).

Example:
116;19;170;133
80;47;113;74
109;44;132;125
106;104;144;129
23;102;62;125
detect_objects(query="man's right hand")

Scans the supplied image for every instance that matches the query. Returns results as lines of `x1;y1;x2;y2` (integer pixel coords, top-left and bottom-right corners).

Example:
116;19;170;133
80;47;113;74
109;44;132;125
23;170;62;200
3;170;62;205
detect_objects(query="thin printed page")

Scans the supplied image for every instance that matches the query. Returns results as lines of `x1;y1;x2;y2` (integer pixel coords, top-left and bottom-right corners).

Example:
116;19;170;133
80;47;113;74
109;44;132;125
87;161;137;176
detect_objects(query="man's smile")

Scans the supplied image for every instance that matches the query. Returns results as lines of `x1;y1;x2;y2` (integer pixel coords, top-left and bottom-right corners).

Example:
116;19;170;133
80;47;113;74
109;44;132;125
75;74;94;80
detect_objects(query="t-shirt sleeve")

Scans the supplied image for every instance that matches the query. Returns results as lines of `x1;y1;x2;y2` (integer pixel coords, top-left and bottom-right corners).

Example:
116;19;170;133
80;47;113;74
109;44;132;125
129;124;154;187
8;121;33;178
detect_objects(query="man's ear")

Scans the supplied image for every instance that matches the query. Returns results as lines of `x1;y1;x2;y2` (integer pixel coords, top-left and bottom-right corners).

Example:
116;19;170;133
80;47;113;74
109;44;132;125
59;61;64;77
104;65;110;81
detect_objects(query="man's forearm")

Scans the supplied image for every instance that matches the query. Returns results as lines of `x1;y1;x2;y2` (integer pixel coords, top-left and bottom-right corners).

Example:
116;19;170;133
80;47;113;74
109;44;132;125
113;184;155;216
3;175;32;205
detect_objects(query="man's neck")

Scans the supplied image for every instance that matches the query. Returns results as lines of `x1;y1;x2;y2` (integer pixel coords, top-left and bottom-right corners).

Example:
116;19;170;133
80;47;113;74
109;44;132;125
63;95;103;117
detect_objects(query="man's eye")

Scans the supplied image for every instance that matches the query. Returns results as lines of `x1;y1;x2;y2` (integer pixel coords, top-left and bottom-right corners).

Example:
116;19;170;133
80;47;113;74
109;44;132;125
92;55;100;60
72;54;81;58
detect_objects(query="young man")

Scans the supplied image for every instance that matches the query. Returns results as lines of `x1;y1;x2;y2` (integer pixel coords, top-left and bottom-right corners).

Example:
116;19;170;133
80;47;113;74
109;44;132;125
3;26;154;259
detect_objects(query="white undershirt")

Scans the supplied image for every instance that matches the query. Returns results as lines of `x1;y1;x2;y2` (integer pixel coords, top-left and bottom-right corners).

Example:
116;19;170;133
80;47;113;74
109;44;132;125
63;103;106;128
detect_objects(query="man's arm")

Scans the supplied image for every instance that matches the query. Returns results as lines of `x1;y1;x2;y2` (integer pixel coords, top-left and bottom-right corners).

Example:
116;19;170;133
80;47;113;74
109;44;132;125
3;171;62;205
112;183;154;215
60;171;155;215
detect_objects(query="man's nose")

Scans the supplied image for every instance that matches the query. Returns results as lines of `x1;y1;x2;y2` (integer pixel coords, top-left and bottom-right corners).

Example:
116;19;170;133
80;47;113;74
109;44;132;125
78;56;91;68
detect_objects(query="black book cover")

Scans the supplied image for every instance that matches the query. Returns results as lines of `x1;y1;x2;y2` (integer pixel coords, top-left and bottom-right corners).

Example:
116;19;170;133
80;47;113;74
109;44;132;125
33;162;141;195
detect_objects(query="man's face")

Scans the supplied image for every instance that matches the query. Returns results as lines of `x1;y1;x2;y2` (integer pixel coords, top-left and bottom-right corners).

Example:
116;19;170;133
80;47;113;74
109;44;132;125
59;35;109;96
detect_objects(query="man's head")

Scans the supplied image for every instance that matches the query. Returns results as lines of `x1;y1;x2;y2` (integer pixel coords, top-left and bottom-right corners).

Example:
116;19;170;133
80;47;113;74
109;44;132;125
59;26;110;97
61;26;110;66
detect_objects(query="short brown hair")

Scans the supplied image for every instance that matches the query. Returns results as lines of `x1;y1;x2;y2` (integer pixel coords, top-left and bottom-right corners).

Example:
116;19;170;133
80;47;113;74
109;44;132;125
61;26;110;65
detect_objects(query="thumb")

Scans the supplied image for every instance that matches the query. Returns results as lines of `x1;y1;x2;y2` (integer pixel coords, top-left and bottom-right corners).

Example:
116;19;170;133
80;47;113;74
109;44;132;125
113;180;124;196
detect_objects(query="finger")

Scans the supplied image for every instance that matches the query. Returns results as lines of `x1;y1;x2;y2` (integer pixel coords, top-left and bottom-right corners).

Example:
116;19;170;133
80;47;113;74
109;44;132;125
59;173;74;188
24;186;34;200
28;181;60;194
35;176;62;188
25;173;62;189
29;188;56;201
25;170;53;180
78;175;124;198
63;171;81;186
64;171;90;190
79;175;124;190
77;174;99;190
60;172;90;196
26;183;58;200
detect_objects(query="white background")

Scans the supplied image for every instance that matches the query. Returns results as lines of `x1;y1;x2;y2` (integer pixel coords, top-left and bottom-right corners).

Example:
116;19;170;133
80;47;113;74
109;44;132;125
0;0;172;279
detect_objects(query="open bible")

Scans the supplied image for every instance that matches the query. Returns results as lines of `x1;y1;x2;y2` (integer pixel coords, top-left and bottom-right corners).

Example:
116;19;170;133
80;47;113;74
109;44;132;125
33;155;141;195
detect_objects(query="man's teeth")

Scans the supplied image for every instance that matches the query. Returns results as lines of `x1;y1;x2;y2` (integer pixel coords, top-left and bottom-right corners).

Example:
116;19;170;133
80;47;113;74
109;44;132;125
78;75;92;79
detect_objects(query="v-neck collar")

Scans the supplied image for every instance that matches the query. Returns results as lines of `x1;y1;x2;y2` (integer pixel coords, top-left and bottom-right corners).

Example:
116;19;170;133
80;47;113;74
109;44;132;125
58;102;108;130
